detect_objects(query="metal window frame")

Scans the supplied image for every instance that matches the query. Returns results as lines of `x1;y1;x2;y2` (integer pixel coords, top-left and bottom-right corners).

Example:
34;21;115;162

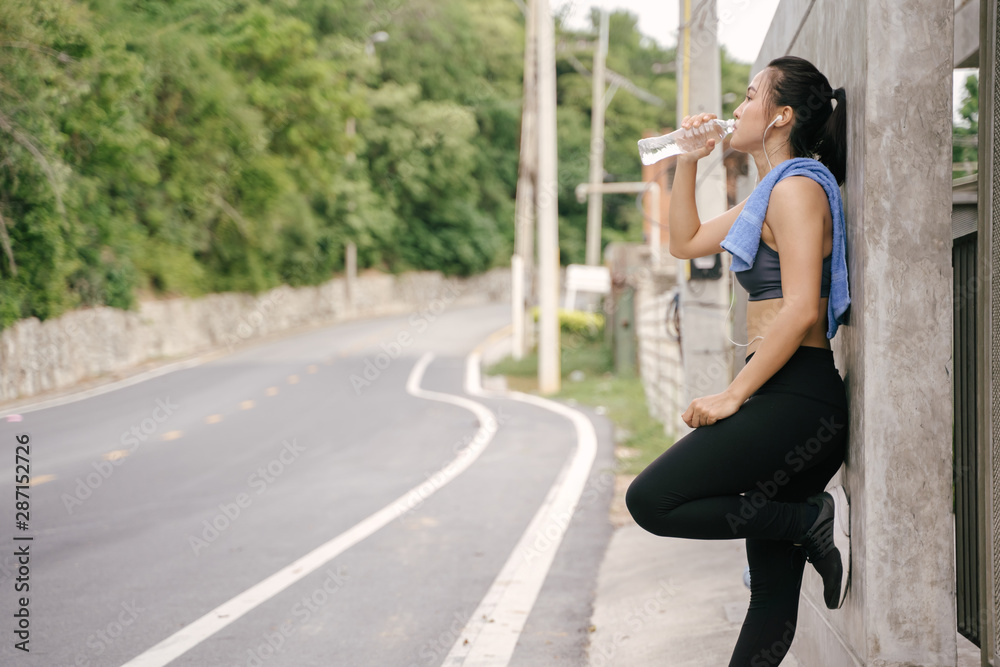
978;0;999;662
956;225;980;645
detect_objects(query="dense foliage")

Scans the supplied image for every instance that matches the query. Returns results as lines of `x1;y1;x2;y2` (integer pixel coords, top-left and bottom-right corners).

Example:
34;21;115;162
0;0;750;328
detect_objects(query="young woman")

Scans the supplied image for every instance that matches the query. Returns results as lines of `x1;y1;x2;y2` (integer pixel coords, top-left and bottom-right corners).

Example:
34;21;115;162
624;56;850;665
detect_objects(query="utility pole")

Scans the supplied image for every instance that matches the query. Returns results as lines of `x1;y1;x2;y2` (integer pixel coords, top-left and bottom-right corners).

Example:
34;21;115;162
676;0;729;432
536;0;560;394
584;10;609;268
512;0;537;360
576;182;660;266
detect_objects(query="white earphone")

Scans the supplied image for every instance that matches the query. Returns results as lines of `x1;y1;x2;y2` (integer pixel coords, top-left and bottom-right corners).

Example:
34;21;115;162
763;114;783;171
724;284;764;349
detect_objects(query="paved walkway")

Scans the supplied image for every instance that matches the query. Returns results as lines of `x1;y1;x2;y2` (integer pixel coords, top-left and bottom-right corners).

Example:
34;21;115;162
589;478;983;667
476;333;796;664
586;475;802;667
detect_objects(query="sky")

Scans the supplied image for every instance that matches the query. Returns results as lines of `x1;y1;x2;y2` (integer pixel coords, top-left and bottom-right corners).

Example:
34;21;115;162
556;1;977;123
555;0;782;65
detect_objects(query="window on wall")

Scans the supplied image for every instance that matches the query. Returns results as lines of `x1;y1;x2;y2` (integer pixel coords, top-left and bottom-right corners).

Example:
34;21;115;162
951;61;980;649
953;67;979;181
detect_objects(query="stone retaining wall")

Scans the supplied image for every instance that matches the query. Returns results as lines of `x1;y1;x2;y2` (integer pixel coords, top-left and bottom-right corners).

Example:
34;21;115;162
0;267;510;404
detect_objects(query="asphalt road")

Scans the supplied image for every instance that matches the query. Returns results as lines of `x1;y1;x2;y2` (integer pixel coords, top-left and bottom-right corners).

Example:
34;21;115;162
0;301;616;667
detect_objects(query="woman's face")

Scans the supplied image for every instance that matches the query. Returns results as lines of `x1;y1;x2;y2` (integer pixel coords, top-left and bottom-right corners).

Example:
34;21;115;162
730;69;774;153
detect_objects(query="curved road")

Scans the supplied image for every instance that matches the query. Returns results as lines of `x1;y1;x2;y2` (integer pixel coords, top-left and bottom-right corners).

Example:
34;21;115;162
0;302;616;667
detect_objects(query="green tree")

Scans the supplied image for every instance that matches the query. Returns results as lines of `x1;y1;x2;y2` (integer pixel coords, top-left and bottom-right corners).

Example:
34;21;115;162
953;71;978;179
0;0;751;329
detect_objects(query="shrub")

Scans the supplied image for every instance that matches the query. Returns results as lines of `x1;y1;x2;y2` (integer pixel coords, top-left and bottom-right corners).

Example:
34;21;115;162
530;306;605;343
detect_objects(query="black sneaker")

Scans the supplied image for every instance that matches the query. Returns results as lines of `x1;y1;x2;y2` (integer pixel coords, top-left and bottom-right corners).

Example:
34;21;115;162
799;485;851;609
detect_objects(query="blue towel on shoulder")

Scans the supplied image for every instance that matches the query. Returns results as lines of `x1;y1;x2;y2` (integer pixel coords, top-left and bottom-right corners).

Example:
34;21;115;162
720;157;850;339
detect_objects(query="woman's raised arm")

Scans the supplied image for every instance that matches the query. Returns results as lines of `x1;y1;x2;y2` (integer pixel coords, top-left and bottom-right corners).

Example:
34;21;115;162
667;113;748;260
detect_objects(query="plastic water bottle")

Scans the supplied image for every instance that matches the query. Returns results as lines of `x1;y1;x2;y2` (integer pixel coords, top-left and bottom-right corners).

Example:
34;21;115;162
637;118;735;166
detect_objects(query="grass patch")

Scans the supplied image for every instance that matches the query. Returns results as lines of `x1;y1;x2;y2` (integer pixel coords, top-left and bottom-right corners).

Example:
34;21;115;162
484;334;674;474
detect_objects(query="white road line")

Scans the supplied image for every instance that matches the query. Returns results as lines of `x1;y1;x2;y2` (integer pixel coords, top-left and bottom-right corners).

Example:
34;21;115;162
119;350;501;667
441;334;598;667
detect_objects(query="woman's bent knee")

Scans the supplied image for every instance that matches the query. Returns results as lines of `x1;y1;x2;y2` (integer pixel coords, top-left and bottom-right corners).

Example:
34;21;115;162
624;477;655;530
625;475;685;536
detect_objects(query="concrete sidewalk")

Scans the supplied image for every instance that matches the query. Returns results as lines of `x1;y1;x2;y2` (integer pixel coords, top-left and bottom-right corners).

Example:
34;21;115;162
589;477;984;667
586;475;802;667
475;329;799;664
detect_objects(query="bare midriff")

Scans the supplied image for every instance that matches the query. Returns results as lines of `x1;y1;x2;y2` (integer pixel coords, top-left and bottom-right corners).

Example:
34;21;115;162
744;297;831;358
744;216;834;358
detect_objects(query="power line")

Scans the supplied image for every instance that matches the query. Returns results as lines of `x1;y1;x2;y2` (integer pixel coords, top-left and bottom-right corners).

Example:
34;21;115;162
563;53;665;107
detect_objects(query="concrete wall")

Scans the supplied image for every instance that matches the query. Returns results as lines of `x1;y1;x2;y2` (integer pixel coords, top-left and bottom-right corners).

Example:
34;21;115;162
754;0;956;665
0;267;510;406
954;0;979;67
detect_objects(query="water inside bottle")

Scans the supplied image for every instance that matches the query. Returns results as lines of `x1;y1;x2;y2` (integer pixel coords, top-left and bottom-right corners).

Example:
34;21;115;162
637;118;735;166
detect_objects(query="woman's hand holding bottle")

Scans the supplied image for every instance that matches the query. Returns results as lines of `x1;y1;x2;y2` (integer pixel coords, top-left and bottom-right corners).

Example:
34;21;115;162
675;112;722;164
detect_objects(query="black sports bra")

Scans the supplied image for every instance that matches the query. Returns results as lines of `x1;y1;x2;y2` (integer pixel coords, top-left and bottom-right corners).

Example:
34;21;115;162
735;240;832;301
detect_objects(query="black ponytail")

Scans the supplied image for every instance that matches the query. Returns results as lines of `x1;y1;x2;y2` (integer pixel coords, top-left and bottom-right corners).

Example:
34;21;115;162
765;57;847;185
814;87;847;185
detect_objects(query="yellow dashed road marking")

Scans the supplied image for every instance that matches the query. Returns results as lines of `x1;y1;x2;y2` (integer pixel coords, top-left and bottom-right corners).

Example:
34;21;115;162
306;365;318;374
206;414;223;424
287;375;299;385
161;430;183;441
103;449;130;462
266;387;279;396
29;474;55;487
240;400;255;410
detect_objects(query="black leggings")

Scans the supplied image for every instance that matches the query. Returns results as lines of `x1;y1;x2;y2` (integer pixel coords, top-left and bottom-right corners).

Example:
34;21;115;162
625;345;848;666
